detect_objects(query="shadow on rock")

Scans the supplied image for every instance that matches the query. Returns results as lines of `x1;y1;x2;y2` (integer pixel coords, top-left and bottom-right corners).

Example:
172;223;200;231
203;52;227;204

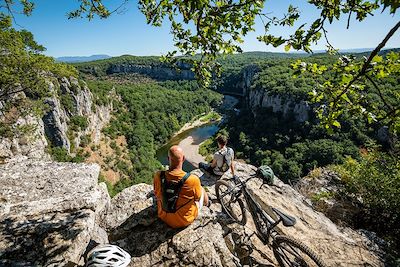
109;206;184;258
0;210;92;266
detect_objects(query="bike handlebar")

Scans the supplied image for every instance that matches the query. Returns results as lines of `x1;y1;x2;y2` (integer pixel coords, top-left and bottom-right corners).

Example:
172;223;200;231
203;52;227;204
233;173;258;185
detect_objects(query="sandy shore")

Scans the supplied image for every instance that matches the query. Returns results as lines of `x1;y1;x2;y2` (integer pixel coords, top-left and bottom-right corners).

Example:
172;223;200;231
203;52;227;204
173;115;219;138
173;96;239;167
178;136;205;168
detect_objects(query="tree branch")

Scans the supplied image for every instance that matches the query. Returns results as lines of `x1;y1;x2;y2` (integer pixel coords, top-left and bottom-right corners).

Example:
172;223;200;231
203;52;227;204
346;11;352;29
365;74;393;111
333;20;400;106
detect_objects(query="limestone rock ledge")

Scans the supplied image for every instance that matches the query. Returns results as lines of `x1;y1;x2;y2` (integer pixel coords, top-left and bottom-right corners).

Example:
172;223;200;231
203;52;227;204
0;159;385;267
0;157;110;266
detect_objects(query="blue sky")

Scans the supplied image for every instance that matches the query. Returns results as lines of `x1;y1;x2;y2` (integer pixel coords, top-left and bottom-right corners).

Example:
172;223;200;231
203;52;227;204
14;0;400;57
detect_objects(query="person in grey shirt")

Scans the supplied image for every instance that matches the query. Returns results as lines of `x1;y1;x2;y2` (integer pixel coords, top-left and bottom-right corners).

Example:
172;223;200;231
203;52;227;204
199;135;235;177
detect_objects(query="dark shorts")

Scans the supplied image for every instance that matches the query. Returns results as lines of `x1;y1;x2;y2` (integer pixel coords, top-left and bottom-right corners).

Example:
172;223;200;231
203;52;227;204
199;162;222;178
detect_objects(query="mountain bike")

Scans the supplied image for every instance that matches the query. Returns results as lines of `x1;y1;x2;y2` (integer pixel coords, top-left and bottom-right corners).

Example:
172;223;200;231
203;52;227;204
216;174;327;267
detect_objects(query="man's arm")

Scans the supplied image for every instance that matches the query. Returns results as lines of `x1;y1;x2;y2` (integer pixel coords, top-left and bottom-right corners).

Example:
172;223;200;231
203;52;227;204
193;175;202;201
153;172;161;200
210;158;217;168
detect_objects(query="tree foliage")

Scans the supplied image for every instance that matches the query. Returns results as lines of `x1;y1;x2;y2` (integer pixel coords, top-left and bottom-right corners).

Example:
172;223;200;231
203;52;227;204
333;151;400;258
2;0;400;132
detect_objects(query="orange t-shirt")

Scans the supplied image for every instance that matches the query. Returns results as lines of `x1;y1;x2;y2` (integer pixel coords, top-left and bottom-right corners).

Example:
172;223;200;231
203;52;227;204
153;169;202;228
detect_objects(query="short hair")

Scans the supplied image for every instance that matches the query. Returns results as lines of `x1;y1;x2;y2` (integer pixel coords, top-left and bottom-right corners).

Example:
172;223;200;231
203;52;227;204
216;135;228;146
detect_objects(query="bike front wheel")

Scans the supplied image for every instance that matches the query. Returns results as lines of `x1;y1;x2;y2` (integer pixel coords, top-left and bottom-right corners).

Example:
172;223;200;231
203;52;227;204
215;179;247;225
272;235;327;267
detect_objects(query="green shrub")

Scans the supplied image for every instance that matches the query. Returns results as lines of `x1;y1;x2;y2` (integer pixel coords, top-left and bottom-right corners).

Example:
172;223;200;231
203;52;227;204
60;94;75;113
99;174;118;197
70;115;88;131
334;152;400;257
199;138;215;157
110;140;117;150
48;146;71;162
80;134;91;147
0;122;13;138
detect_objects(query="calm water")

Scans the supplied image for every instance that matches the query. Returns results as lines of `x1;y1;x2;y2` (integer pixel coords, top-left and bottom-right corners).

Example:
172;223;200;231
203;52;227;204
156;123;219;171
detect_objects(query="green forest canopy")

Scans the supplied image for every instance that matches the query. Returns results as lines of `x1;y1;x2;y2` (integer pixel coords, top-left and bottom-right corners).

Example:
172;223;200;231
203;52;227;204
2;0;400;132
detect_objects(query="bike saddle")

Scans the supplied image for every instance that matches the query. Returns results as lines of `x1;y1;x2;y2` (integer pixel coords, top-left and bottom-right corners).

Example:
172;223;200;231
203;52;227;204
272;207;296;227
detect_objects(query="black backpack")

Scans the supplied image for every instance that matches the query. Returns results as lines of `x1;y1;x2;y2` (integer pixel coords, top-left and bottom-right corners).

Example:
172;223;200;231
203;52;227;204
160;171;191;213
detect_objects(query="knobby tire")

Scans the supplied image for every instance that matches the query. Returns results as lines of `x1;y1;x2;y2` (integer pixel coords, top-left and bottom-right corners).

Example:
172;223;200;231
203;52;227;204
215;179;247;225
273;235;327;267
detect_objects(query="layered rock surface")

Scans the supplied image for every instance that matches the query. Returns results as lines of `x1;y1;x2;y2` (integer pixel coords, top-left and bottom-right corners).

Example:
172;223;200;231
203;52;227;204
0;157;110;266
0;76;112;162
0;159;384;266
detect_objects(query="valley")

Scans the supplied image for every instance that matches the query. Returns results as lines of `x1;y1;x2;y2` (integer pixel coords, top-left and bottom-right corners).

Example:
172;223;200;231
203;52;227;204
1;46;399;264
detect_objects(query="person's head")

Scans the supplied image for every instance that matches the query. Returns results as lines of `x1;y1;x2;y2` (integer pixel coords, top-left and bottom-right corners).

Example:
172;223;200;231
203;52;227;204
216;135;228;149
168;145;185;169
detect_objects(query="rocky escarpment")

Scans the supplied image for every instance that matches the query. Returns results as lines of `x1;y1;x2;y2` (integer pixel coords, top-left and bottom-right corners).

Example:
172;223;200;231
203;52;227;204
43;76;112;153
294;168;362;226
0;76;112;161
0;115;49;161
82;61;195;81
0;158;384;266
237;64;311;123
0;157;110;266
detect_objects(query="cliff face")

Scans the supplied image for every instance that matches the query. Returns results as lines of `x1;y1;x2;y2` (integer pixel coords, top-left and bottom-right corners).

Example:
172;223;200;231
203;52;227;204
0;76;112;161
248;89;311;122
106;62;195;80
0;159;384;266
0;115;49;161
43;76;112;153
238;64;311;123
80;61;195;81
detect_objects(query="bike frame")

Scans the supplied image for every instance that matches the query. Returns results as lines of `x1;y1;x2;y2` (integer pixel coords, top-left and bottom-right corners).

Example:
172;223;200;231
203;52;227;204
230;176;284;244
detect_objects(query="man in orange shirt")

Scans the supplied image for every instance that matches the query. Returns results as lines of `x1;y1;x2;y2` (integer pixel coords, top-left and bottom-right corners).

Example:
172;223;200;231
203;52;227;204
154;145;209;228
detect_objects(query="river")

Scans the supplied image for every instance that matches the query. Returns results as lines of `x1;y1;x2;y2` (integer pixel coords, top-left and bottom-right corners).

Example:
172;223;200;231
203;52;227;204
155;123;220;171
155;95;238;171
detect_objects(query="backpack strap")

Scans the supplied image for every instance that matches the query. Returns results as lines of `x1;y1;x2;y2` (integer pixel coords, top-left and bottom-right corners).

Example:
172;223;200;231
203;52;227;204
160;171;192;213
160;171;169;211
174;172;193;212
181;172;191;184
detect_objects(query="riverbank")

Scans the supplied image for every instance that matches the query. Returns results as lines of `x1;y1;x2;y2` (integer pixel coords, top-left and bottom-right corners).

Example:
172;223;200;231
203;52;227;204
156;95;239;169
178;136;205;168
172;111;221;138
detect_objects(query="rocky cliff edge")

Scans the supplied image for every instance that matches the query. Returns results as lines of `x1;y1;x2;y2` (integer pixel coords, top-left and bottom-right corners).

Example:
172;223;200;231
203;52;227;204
0;159;384;266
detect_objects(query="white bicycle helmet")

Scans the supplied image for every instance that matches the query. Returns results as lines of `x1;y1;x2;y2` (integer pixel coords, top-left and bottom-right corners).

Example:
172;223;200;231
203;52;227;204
86;244;131;267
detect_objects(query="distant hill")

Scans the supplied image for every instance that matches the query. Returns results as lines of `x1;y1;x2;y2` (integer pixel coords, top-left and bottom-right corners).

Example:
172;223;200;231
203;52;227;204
56;54;111;63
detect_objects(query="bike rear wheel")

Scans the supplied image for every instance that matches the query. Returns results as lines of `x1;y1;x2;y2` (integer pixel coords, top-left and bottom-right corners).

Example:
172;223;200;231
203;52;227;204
272;235;327;267
215;179;247;225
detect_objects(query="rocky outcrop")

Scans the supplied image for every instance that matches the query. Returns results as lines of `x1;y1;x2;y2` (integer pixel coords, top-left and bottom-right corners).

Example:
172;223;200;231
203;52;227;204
43;94;71;151
0;76;112;160
0;159;384;266
248;89;311;122
295;168;363;226
232;64;312;122
42;76;112;153
104;61;195;81
105;184;239;267
0;157;110;266
0;115;49;161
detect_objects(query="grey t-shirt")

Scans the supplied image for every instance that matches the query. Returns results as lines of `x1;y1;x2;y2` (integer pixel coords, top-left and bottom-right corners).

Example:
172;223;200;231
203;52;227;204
213;147;234;176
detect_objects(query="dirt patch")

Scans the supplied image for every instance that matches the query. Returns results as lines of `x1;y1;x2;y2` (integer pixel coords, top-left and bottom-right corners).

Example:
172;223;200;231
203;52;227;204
83;134;131;185
103;169;120;185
